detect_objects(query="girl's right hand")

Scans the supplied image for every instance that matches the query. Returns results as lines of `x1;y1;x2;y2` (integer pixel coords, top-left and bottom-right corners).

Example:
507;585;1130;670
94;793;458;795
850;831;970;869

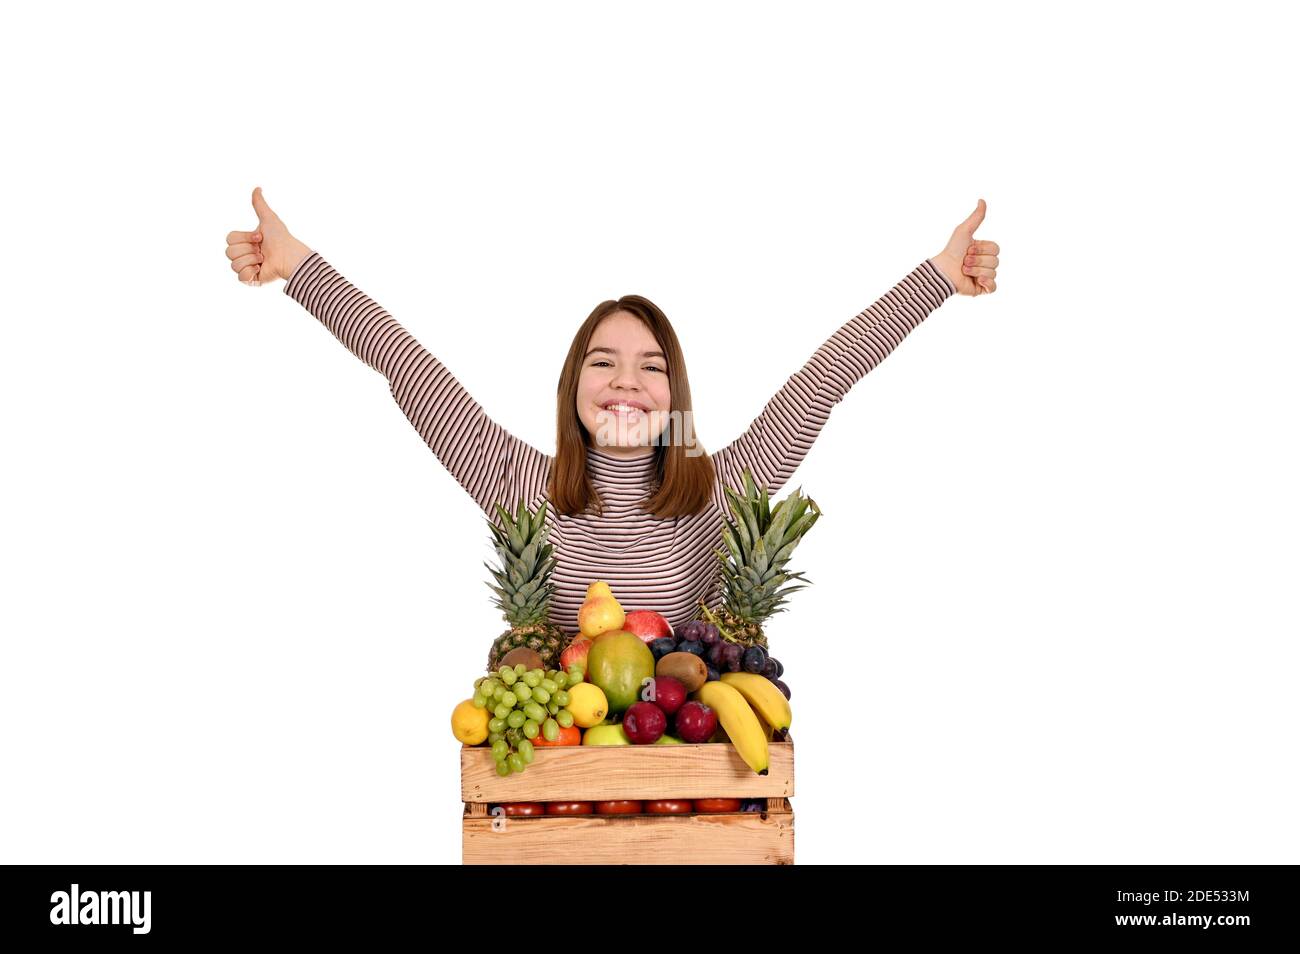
225;186;312;286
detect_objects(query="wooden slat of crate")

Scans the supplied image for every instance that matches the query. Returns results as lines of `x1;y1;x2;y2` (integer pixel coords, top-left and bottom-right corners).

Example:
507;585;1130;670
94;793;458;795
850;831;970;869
463;800;794;865
461;740;795;802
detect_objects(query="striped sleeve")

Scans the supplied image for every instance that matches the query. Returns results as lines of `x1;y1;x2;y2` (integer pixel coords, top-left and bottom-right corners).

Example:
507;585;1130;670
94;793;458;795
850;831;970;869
711;258;956;501
282;252;552;516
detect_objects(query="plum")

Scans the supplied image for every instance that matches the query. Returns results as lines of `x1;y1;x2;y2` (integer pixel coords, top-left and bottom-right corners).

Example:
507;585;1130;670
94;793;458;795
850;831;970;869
623;702;668;744
647;676;687;716
742;646;768;674
673;701;717;744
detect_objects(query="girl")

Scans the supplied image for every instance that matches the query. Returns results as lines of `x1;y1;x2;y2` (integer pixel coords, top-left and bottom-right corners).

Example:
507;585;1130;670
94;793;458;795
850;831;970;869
224;188;999;635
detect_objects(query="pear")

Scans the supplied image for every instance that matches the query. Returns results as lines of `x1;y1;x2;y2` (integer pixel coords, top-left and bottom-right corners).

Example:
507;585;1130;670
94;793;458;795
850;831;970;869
577;595;625;638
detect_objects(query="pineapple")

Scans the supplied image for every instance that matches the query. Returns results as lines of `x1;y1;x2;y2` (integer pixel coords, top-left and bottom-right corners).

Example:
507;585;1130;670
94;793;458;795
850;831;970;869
483;498;568;672
698;468;821;650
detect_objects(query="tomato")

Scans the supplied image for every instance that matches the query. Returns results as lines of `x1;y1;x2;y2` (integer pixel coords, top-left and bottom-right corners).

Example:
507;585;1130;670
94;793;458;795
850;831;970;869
497;803;546;817
644;799;693;814
693;798;742;813
594;800;643;815
532;724;582;747
546;801;594;815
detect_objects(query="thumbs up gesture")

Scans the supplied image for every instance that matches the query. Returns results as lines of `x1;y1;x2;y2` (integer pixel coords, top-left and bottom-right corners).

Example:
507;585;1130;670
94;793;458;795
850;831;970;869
930;199;999;296
224;186;312;286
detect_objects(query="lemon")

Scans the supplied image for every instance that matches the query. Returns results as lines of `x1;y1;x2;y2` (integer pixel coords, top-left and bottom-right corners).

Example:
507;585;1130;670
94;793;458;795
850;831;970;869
566;683;609;728
451;699;490;745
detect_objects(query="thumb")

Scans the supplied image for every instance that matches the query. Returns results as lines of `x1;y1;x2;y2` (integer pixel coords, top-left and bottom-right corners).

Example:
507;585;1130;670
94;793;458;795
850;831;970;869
954;197;987;239
250;185;279;225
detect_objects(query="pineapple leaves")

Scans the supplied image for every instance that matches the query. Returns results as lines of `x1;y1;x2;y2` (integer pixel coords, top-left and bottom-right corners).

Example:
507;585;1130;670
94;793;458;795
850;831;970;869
721;521;744;565
483;496;559;626
726;484;762;551
713;470;822;638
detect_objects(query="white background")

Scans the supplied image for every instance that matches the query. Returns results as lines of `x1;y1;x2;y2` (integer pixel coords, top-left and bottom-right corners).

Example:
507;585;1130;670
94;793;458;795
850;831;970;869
3;2;1296;864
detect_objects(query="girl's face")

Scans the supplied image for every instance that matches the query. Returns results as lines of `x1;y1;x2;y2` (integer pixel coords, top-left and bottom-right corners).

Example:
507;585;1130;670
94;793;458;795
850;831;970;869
576;311;672;458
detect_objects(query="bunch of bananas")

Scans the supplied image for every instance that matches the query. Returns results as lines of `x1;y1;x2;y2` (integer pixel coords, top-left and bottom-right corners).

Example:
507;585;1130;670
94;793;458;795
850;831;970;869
694;673;792;775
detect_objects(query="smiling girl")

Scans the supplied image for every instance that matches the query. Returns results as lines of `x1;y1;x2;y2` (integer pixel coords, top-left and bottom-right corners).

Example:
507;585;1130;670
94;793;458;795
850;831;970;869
225;188;999;633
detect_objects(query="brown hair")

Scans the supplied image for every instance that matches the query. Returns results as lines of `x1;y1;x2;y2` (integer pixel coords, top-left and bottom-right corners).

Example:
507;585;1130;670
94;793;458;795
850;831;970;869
547;295;715;519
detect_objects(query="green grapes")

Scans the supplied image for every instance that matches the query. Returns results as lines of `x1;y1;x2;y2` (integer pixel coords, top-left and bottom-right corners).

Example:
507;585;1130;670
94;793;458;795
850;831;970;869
471;666;577;776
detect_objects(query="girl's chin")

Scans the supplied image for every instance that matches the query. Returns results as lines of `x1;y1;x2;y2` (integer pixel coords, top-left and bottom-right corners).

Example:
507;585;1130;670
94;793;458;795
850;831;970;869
590;433;654;448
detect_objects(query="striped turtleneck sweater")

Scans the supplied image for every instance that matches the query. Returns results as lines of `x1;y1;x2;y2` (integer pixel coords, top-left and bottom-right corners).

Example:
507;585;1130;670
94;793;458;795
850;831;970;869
283;252;956;635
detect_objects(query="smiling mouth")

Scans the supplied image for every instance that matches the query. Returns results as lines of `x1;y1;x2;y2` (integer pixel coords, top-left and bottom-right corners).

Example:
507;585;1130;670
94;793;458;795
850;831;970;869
599;402;652;415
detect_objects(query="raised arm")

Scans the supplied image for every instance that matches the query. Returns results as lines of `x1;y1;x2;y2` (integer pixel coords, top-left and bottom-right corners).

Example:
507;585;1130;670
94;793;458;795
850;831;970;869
282;252;552;516
711;258;956;503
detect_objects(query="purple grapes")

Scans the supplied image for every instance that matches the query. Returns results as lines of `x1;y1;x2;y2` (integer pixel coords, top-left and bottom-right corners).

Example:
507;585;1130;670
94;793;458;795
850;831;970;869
699;624;719;646
742;645;768;674
676;621;706;642
774;679;791;700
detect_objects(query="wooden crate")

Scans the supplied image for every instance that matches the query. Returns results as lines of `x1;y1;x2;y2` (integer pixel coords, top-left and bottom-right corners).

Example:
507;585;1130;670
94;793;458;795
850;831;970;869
461;740;795;865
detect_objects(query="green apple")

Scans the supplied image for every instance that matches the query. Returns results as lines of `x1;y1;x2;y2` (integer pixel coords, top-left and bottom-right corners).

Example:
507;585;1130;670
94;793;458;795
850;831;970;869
582;724;631;746
654;735;684;745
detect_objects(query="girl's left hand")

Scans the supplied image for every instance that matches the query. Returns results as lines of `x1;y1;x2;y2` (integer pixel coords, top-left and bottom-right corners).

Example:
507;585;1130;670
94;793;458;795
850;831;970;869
930;198;999;296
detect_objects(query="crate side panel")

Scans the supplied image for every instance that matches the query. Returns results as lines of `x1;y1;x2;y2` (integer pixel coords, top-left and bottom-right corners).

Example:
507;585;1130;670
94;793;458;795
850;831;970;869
461;741;794;802
462;811;794;865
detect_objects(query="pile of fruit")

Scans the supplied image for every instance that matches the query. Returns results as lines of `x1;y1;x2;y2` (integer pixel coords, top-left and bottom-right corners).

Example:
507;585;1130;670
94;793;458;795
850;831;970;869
450;662;585;777
649;621;789;699
450;470;817;783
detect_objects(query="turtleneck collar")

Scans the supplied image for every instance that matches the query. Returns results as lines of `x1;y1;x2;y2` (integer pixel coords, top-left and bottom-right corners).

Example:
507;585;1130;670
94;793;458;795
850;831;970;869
585;445;660;488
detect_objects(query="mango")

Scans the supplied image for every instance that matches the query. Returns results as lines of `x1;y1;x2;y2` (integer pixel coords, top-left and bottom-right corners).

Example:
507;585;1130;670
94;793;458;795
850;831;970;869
586;629;655;714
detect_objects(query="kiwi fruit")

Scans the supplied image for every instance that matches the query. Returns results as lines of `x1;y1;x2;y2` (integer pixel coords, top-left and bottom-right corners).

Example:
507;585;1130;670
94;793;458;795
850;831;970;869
500;648;545;672
656;651;707;692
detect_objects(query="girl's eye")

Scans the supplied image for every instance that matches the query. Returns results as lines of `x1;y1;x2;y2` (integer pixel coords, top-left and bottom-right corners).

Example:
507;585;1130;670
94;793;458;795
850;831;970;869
590;361;666;373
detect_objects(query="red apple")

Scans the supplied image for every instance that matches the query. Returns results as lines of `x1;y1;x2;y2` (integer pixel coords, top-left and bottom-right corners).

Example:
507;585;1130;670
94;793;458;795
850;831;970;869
622;610;673;644
645;676;687;716
622;701;668;744
674;701;717;744
559;637;592;671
